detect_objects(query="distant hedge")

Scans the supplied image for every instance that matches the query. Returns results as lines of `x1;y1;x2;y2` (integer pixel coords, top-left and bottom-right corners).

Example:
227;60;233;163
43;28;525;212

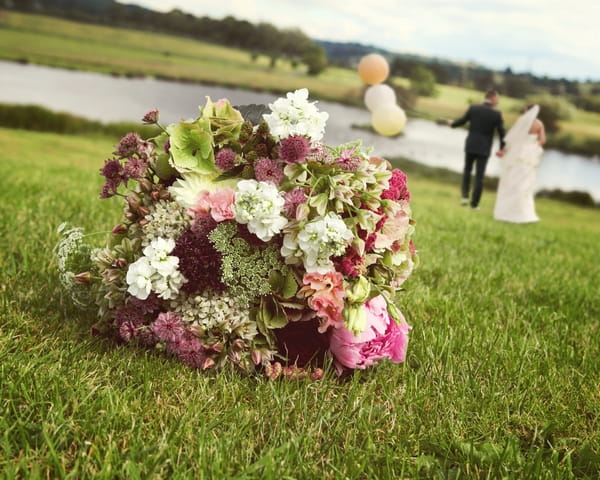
0;103;160;138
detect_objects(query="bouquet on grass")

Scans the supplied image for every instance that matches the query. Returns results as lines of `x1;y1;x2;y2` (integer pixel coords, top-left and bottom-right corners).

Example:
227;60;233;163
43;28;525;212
56;88;418;379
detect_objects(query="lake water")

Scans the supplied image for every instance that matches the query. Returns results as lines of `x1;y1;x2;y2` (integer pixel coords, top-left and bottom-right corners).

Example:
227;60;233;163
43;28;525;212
1;60;599;202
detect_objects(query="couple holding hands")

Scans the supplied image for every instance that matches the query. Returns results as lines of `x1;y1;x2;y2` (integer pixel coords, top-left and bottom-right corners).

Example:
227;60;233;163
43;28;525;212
447;90;546;223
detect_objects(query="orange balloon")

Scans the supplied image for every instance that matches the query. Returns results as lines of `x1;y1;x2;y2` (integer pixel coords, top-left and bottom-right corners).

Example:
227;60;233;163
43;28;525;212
358;54;389;85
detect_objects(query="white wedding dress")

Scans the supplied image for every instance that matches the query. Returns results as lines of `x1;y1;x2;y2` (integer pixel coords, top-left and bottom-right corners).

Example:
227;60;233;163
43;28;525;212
494;108;544;223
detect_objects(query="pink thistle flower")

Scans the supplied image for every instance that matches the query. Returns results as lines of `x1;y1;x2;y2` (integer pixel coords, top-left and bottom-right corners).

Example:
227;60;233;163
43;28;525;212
151;312;185;343
215;148;236;171
329;295;411;375
141;109;159;124
283;187;307;218
254;157;284;185
278;135;309;164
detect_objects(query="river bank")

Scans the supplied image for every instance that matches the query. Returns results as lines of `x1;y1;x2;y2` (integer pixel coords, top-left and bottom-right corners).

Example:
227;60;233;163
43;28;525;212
0;61;598;205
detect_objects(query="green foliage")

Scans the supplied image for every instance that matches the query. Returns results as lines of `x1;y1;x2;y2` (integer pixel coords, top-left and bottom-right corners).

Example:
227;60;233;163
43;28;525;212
209;222;292;307
1;127;600;478
409;65;438;97
302;44;328;76
0;103;159;138
524;94;575;133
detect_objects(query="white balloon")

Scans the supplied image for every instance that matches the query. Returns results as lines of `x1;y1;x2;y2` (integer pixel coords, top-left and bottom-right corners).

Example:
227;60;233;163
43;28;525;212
364;84;397;112
371;104;407;136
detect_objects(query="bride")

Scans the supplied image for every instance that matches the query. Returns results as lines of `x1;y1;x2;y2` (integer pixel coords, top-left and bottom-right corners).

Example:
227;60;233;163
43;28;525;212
493;104;546;223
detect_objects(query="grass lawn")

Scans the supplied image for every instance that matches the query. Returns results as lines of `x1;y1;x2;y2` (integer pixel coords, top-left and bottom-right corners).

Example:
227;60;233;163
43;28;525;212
1;126;599;478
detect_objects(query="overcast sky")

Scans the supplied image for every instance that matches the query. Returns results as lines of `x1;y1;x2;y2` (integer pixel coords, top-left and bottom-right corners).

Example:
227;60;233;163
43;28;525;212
119;0;600;81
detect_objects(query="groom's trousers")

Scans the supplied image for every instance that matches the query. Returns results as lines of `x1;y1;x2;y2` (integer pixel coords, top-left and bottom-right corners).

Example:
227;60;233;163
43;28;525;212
462;152;488;208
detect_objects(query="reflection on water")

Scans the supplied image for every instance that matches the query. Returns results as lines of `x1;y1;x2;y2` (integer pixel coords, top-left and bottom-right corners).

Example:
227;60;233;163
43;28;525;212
1;60;598;202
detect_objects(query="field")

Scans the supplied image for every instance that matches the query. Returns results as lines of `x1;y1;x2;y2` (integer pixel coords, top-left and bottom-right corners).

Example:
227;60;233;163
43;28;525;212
2;10;600;144
1;126;599;478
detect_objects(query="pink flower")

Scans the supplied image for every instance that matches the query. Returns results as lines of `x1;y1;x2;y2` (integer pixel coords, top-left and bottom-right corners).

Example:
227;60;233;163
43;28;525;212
278;135;309;164
374;201;411;250
283;187;307;219
207;187;236;222
254;157;284;185
298;272;345;332
329;295;410;375
151;312;185;343
215;148;236;170
188;188;235;222
188;190;211;216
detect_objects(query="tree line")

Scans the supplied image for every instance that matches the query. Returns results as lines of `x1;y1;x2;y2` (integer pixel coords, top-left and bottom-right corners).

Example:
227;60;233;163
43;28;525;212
9;0;328;74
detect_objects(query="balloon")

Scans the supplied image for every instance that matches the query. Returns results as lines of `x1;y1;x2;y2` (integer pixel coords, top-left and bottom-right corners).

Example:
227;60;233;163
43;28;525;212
371;104;407;136
364;84;396;112
357;54;389;85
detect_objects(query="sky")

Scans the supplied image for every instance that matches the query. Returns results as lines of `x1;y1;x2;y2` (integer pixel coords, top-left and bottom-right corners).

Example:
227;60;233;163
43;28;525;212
118;0;600;81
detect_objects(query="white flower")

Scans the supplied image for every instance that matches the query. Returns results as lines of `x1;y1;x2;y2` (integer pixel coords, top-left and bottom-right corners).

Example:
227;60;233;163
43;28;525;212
143;238;179;276
126;237;187;300
283;212;353;274
152;271;186;300
233;179;287;242
126;257;155;300
263;88;329;143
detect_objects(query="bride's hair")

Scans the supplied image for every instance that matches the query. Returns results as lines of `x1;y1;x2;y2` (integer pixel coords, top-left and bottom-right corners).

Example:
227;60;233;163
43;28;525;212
523;103;536;113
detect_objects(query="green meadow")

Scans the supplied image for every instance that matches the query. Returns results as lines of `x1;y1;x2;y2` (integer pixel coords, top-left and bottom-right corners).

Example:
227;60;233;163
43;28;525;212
2;10;600;143
1;126;598;478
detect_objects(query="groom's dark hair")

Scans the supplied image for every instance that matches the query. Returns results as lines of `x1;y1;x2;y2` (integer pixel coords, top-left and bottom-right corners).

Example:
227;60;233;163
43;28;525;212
485;89;499;99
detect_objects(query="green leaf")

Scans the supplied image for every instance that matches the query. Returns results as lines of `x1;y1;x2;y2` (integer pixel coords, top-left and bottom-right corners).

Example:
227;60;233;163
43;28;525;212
281;270;298;299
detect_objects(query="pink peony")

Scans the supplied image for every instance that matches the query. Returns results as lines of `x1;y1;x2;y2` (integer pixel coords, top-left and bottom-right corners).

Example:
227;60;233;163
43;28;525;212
207;187;236;222
329;295;410;375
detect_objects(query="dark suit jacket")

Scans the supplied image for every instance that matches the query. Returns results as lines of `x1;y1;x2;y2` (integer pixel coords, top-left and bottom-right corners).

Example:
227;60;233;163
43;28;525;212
452;101;506;157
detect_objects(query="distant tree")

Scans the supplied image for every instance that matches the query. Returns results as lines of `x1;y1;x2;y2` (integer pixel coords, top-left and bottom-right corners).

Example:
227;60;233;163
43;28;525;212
525;94;574;133
409;65;438;97
302;44;328;75
503;75;532;99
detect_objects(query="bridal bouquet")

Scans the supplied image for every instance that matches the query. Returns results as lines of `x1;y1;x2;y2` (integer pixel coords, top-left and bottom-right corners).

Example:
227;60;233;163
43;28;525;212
56;88;418;378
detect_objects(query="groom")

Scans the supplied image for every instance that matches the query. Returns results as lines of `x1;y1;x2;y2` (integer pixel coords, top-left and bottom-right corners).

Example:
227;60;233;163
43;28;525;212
448;90;506;209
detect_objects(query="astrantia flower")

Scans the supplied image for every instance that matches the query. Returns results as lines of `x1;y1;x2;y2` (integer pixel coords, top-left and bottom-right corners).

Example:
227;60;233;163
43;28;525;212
283;187;307;219
215;148;237;171
100;159;124;181
233;179;287;242
142;109;159;124
263;88;329;143
116;132;140;157
278;135;309;164
254;157;284;185
151;312;185;343
123;157;148;179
